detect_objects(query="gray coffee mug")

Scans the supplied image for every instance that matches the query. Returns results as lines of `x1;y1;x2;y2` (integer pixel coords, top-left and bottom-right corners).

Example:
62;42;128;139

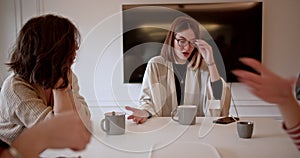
171;105;197;125
237;121;254;138
101;111;125;135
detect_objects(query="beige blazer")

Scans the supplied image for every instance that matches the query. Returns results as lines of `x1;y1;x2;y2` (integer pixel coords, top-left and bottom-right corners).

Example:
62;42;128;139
139;56;231;117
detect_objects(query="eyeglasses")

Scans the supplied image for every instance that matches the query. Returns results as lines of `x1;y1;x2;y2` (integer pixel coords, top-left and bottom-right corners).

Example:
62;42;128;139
174;38;196;48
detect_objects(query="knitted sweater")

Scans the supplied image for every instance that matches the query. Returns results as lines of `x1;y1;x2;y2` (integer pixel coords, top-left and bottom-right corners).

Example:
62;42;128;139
0;72;90;144
283;122;300;151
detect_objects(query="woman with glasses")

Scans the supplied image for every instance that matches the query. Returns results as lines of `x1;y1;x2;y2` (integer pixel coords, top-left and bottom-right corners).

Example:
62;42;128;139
126;16;231;124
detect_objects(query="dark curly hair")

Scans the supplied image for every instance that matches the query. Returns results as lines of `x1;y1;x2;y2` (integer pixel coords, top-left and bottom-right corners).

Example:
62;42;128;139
7;14;80;89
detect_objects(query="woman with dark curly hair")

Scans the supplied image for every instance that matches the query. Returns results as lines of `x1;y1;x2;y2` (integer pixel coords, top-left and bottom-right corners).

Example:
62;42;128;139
0;14;90;144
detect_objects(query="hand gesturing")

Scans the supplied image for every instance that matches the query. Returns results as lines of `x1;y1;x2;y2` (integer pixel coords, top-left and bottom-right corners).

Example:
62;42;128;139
125;106;149;124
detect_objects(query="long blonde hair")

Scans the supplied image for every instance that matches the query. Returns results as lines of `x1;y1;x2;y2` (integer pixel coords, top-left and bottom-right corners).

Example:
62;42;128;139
160;16;203;70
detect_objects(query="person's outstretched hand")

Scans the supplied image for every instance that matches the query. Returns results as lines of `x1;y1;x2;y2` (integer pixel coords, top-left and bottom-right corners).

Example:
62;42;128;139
125;106;149;124
232;57;300;129
232;57;296;106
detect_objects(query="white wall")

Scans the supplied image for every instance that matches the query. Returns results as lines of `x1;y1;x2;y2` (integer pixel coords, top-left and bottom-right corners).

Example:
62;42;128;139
0;0;17;84
1;0;299;118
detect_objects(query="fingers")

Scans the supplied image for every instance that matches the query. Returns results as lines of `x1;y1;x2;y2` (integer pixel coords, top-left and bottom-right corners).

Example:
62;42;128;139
193;40;204;48
195;40;211;50
125;106;137;112
125;106;140;118
127;114;147;124
237;75;261;90
232;69;262;85
134;117;147;124
54;78;64;89
127;114;135;120
126;106;146;117
194;39;213;62
232;57;266;84
238;58;265;74
125;106;149;124
127;115;141;123
139;117;148;124
195;39;208;45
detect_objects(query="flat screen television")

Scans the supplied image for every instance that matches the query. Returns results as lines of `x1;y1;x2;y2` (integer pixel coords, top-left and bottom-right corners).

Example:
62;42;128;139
122;2;262;83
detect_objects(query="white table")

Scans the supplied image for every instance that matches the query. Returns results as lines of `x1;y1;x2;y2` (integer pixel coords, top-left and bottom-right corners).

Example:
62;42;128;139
41;117;300;158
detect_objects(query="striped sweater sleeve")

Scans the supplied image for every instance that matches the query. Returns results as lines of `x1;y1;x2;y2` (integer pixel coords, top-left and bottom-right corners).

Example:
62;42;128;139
283;122;300;151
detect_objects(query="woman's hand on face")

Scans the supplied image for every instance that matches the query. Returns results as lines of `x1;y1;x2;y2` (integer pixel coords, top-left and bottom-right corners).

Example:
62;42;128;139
53;77;72;93
194;39;214;64
54;78;64;89
125;106;149;124
53;71;72;90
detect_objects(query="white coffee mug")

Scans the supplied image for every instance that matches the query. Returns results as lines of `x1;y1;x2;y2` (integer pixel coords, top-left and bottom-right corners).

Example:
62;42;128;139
207;100;221;117
101;111;126;135
171;105;197;125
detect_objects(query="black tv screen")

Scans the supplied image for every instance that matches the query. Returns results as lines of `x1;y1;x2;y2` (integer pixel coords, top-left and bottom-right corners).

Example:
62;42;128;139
122;2;262;83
